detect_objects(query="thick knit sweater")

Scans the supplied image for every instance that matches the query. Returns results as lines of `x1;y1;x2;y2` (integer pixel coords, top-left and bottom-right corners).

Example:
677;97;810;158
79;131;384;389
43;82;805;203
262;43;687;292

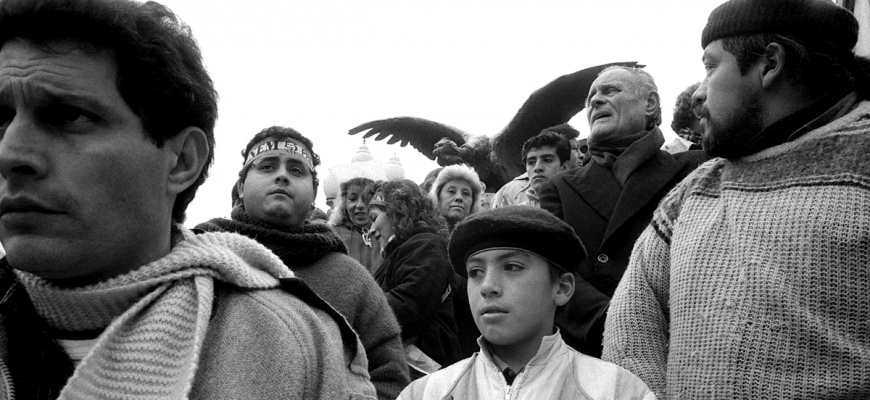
0;227;376;399
197;208;410;400
603;100;870;398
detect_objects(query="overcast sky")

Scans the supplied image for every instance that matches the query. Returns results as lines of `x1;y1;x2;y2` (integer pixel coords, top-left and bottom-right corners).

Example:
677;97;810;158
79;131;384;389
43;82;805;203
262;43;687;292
162;0;732;226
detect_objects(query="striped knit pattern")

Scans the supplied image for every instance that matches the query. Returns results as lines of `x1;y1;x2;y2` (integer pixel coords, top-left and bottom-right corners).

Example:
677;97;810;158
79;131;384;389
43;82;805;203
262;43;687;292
15;227;293;400
603;101;870;399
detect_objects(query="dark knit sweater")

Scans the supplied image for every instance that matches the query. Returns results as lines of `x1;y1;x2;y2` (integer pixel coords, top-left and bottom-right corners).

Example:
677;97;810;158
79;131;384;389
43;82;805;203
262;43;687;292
197;207;410;400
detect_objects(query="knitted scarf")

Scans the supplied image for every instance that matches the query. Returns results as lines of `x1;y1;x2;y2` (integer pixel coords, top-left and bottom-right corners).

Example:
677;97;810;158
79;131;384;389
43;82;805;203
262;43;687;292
196;205;348;268
14;226;293;399
589;127;666;186
588;127;664;173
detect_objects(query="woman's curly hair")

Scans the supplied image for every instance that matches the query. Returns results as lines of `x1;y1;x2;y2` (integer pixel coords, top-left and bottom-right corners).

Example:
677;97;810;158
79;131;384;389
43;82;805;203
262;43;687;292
366;179;449;246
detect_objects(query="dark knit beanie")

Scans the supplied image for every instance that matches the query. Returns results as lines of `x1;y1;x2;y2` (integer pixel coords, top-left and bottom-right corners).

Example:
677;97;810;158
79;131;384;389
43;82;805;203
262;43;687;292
448;206;586;277
701;0;858;51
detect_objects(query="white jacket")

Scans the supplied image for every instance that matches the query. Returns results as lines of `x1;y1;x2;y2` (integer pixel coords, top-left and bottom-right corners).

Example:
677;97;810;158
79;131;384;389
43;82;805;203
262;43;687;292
399;331;655;400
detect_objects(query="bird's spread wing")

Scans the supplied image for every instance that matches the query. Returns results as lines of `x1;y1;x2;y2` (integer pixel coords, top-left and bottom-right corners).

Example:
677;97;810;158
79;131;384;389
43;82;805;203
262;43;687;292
491;61;642;178
348;117;468;161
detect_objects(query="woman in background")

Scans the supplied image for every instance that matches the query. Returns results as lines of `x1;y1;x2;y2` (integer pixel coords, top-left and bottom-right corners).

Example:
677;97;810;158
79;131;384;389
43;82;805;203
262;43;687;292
367;179;461;377
328;177;383;274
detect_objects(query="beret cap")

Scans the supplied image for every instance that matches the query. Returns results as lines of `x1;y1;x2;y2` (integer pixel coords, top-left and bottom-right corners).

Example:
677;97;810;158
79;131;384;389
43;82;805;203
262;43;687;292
448;206;586;277
701;0;858;52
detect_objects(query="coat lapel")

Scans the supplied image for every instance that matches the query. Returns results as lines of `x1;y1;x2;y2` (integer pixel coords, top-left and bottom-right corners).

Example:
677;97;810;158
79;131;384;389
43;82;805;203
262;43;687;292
565;162;622;221
602;155;689;242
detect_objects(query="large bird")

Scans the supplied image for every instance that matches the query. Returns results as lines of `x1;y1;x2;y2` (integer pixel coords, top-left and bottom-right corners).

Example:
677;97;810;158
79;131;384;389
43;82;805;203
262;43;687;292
349;61;641;192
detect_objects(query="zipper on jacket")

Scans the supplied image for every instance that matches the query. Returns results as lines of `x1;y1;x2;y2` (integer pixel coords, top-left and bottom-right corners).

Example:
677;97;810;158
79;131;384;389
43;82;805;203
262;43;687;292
504;384;511;400
0;359;15;400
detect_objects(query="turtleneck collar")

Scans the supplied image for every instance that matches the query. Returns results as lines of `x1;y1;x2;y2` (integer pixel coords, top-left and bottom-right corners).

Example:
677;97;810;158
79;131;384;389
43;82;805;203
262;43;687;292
734;90;857;158
196;205;348;269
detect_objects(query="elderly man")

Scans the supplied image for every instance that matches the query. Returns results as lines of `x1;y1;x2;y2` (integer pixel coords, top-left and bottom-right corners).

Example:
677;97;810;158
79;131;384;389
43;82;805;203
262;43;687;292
0;0;374;398
539;66;707;357
197;126;409;400
603;0;870;397
491;124;583;208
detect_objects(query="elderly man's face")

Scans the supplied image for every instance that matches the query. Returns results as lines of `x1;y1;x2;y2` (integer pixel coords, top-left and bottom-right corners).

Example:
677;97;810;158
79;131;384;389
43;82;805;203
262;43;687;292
0;40;179;284
586;69;649;142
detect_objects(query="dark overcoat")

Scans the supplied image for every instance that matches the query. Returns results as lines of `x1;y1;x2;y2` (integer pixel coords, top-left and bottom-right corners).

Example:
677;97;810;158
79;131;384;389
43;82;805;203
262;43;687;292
539;148;708;357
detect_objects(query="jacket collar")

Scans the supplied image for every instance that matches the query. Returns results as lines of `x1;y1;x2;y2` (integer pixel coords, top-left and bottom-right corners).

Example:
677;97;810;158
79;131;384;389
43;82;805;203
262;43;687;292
564;140;691;243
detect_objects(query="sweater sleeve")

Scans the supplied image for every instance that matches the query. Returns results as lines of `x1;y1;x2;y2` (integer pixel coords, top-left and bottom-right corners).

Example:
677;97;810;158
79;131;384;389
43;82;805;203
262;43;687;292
602;225;671;397
346;259;412;400
383;234;452;340
602;166;701;398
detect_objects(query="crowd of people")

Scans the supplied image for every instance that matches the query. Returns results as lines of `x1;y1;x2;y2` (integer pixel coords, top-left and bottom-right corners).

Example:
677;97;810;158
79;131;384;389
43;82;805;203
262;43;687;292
0;0;868;399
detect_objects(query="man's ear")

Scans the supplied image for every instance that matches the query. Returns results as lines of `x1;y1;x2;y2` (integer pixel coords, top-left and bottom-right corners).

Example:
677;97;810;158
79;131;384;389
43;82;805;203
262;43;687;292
554;271;575;307
236;178;245;200
165;126;209;196
560;160;569;171
645;90;661;120
760;42;786;89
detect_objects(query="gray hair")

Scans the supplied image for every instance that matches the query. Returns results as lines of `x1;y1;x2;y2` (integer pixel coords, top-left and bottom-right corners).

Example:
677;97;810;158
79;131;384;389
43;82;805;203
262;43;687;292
598;66;662;127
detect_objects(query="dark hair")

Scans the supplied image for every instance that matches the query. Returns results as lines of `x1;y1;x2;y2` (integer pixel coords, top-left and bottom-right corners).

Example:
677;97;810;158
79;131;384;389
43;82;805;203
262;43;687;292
721;33;870;99
420;167;443;194
541;123;579;141
0;0;218;223
367;179;449;246
671;82;702;142
521;131;571;165
239;126;321;196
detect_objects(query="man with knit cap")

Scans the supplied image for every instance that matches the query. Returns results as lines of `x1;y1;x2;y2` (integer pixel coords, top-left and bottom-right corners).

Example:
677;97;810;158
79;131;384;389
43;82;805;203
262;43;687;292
398;206;655;399
197;126;409;400
539;66;708;358
603;0;870;397
0;1;375;399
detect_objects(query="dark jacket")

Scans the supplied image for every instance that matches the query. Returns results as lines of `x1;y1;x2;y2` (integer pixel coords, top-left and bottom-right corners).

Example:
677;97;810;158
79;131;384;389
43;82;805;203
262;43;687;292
540;147;708;357
374;232;461;369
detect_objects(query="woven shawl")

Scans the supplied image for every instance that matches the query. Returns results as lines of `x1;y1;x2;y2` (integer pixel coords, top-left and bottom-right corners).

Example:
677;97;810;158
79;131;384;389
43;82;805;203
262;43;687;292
15;227;292;399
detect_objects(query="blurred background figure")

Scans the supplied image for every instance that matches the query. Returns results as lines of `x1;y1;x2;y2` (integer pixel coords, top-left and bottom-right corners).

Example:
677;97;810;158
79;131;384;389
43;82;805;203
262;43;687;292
328;177;384;274
367;179;462;378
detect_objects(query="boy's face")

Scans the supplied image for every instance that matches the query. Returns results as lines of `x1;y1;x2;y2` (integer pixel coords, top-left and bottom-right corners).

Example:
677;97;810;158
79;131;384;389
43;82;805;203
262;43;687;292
466;248;574;350
524;145;567;192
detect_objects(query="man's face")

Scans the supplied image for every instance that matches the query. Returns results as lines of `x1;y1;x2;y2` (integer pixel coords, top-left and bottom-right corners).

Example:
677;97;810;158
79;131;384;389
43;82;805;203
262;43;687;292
567;138;581;169
694;40;764;158
344;183;370;227
240;144;315;228
586;69;650;142
466;249;571;353
0;40;179;284
525;145;567;192
438;179;473;224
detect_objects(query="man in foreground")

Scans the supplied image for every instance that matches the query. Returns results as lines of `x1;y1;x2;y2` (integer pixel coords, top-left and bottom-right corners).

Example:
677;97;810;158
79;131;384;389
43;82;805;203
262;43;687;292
603;0;870;397
0;0;374;398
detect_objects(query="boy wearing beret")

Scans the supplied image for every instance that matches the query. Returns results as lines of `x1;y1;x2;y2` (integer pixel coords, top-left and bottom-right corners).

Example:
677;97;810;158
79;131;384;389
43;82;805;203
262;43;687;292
399;206;655;399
